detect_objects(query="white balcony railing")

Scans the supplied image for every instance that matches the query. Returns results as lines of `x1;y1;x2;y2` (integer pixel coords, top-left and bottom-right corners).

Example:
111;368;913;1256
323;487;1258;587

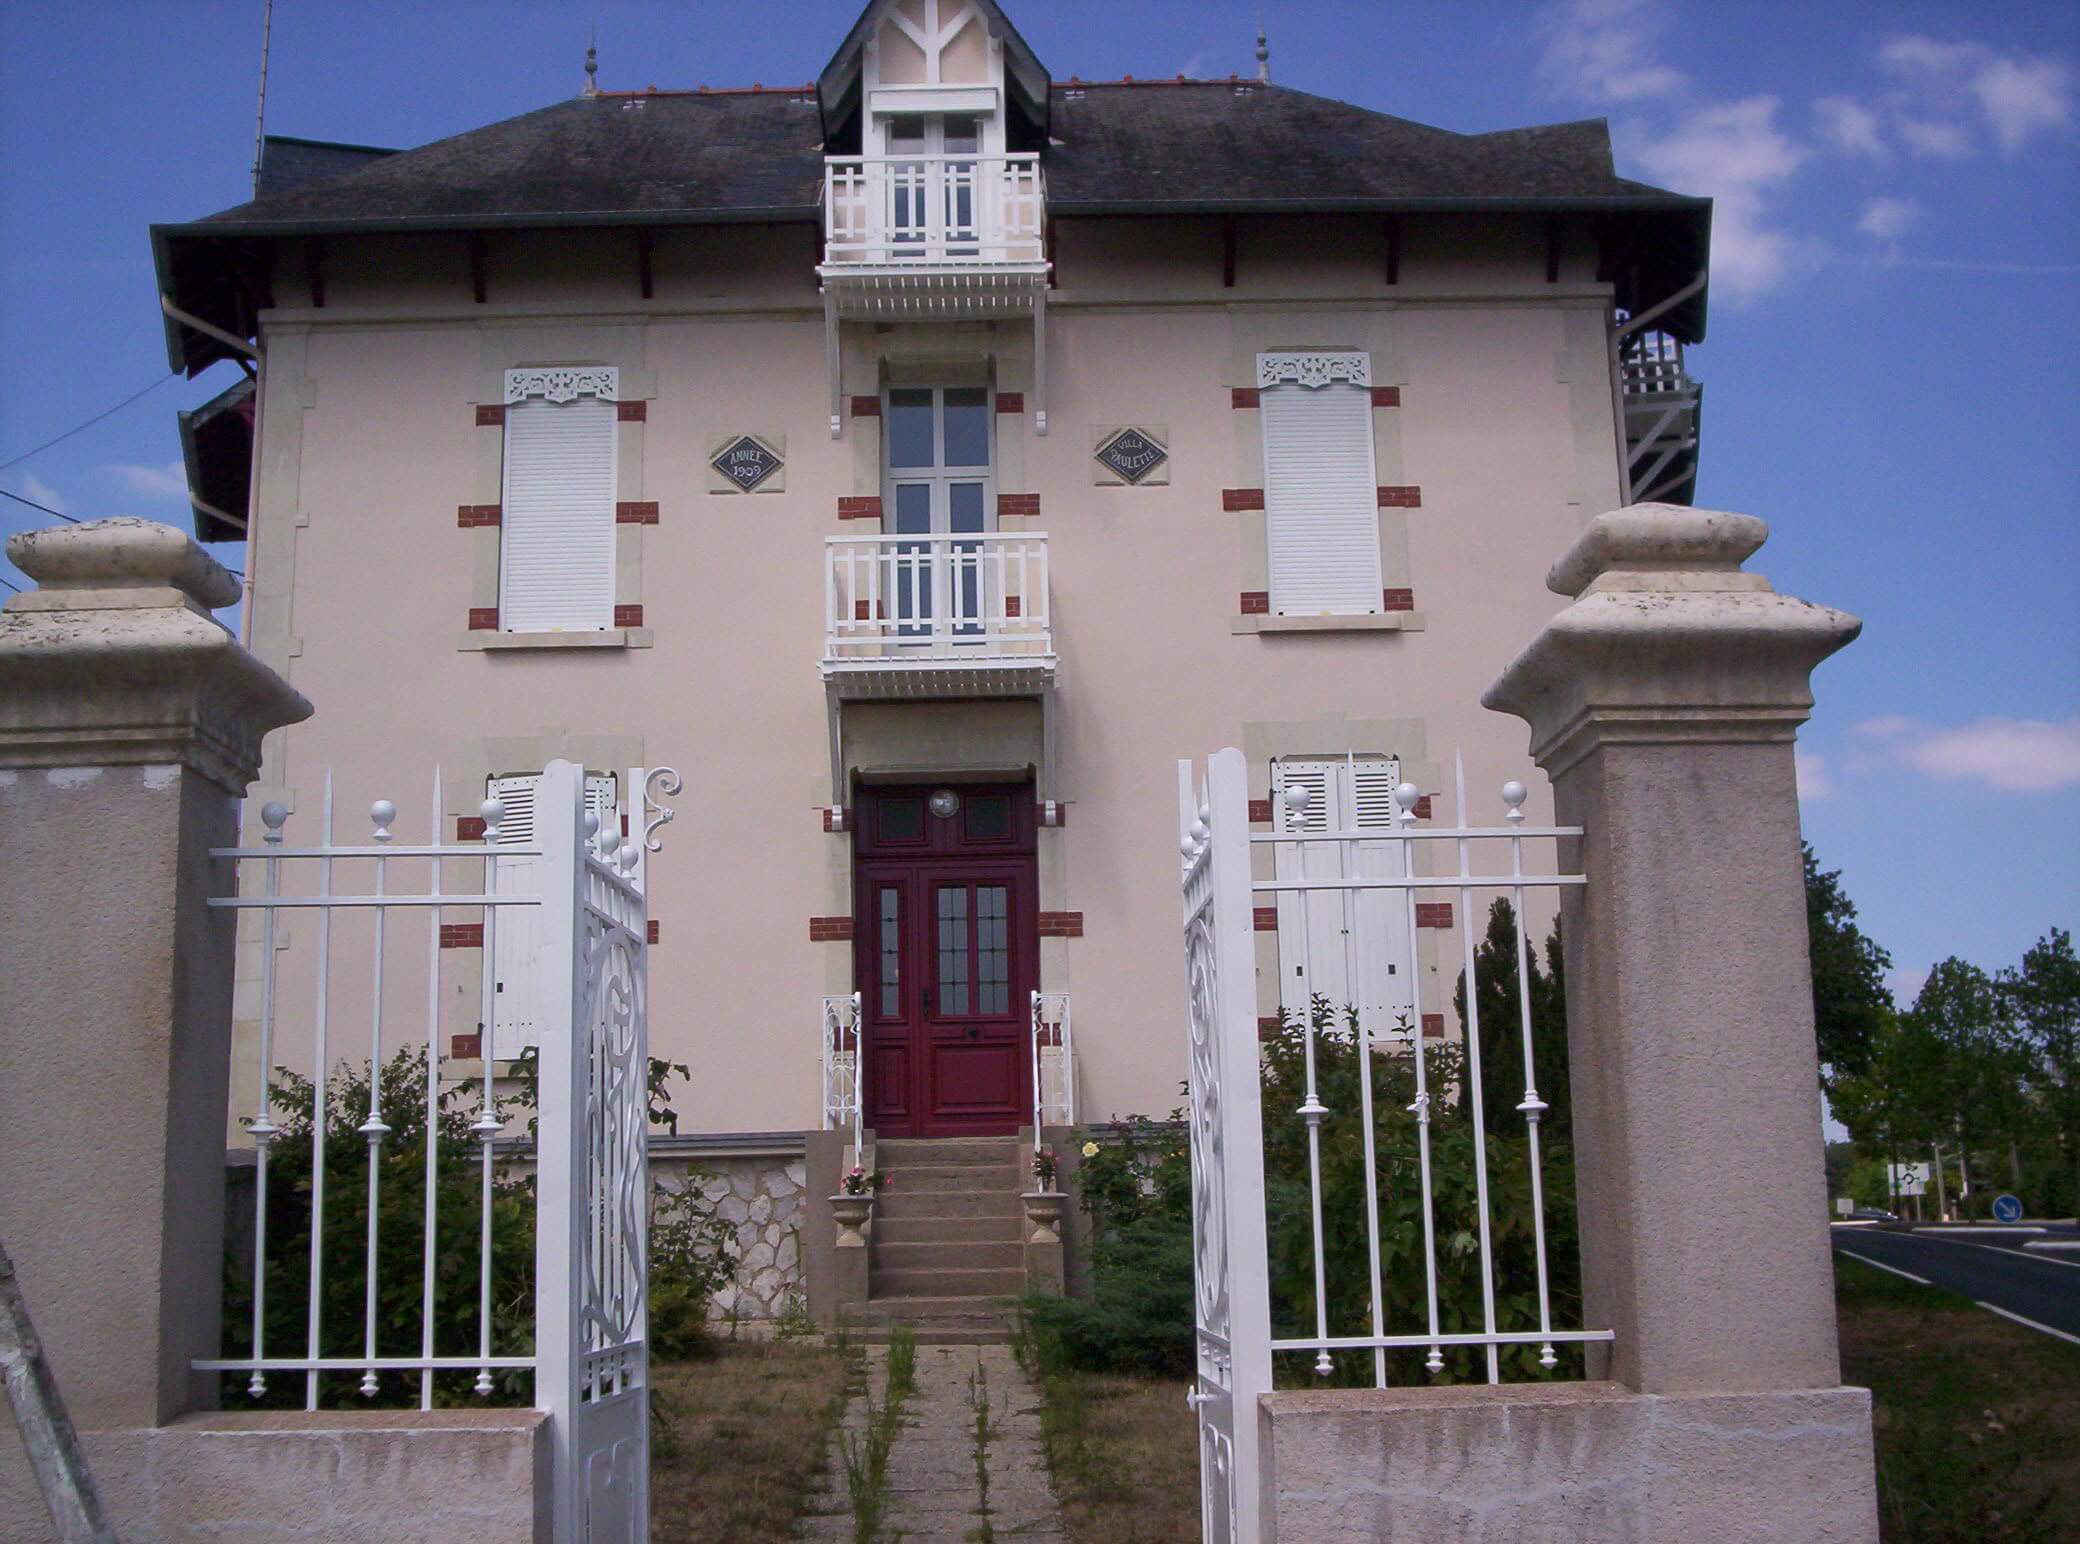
824;532;1052;668
823;153;1047;269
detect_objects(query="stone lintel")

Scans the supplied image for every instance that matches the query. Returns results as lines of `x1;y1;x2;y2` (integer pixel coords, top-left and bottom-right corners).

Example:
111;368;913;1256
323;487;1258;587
0;520;310;794
1484;505;1859;779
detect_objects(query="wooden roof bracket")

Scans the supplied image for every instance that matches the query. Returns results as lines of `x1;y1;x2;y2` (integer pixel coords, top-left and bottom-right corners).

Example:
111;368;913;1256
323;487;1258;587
825;288;843;439
1032;285;1048;436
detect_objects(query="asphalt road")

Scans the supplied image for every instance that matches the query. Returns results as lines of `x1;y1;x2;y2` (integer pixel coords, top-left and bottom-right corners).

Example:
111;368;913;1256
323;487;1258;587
1832;1223;2080;1342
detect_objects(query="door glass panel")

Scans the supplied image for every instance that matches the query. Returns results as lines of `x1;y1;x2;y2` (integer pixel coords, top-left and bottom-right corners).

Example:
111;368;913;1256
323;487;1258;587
976;885;1009;1014
878;797;925;844
888;390;934;469
943;388;989;468
964;794;1012;841
878;887;902;1017
936;886;970;1014
893;483;933;635
949;481;985;635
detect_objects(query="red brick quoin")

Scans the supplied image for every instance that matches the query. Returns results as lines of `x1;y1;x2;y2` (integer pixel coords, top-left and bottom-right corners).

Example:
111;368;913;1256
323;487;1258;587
456;816;487;842
994;392;1024;414
1222;488;1266;512
613;605;644;628
837;496;883;521
1239;591;1270;615
1248;798;1275;823
1383;589;1416;612
457;504;501;528
1252;906;1279;932
1421;1013;1446;1038
848;395;881;418
1377;486;1423;507
809;916;854;942
439;923;485;949
615;501;659;524
1230;387;1261;410
1415;902;1454;929
467;607;500;630
1370;386;1401;408
1038;912;1084;938
997;493;1040;518
616;400;646;422
474;404;505;427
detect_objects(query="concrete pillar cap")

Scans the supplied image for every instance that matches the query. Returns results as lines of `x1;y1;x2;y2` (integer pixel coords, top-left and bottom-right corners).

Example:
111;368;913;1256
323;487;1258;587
1484;504;1860;777
5;517;241;614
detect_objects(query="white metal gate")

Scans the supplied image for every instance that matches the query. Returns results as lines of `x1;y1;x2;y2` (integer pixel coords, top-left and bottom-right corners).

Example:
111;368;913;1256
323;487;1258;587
202;757;679;1544
1178;750;1272;1544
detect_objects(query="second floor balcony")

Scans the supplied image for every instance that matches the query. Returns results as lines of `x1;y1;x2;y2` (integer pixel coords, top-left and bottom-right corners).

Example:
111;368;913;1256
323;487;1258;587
1620;329;1703;506
818;153;1050;318
821;532;1054;699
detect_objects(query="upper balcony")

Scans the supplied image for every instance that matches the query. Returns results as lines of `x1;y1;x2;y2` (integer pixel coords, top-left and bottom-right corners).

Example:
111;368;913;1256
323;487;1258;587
817;153;1050;320
1620;329;1703;506
821;532;1054;700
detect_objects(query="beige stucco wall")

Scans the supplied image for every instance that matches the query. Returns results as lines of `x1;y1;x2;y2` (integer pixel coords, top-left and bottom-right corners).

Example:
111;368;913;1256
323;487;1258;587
230;212;1622;1139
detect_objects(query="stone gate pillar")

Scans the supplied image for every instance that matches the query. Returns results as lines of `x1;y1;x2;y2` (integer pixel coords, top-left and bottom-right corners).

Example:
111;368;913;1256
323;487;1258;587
0;522;309;1456
1482;503;1880;1534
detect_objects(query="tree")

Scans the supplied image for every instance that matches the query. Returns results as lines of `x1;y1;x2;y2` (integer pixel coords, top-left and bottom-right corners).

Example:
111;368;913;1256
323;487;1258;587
1452;898;1570;1139
1804;844;1893;1093
1907;959;2028;1215
2002;928;2080;1210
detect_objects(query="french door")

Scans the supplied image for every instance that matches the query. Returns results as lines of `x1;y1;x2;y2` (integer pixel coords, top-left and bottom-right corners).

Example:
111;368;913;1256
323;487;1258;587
883;113;981;256
856;785;1036;1137
885;386;994;640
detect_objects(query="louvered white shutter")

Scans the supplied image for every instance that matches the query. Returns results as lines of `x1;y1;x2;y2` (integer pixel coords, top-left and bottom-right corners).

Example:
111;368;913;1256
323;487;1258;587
498;382;618;633
1259;354;1383;616
1271;756;1413;1039
487;770;617;1057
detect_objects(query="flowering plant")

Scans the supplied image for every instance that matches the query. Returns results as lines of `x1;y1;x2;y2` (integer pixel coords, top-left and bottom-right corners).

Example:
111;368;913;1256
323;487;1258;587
841;1165;890;1197
1080;1140;1100;1159
1030;1149;1059;1189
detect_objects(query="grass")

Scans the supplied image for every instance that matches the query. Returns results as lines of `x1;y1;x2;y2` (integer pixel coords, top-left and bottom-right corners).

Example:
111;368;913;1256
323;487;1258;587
1834;1255;2080;1543
648;1336;854;1544
1030;1368;1200;1544
837;1325;918;1544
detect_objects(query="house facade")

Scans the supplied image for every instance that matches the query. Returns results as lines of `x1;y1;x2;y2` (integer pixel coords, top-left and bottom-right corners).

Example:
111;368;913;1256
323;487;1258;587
154;0;1708;1312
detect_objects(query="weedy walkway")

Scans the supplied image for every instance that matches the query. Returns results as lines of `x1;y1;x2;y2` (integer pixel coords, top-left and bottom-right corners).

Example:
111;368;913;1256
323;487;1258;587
797;1342;1068;1544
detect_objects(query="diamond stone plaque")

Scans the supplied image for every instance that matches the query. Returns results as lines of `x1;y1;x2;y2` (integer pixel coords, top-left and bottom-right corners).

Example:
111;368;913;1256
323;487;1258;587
711;435;783;492
1095;427;1167;485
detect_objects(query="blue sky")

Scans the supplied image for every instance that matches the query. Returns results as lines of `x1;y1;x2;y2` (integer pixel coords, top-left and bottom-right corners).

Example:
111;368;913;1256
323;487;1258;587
2;0;2075;995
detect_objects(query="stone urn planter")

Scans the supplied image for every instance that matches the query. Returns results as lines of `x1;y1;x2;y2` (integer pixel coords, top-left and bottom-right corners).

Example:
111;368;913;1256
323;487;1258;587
830;1193;875;1248
1021;1190;1066;1244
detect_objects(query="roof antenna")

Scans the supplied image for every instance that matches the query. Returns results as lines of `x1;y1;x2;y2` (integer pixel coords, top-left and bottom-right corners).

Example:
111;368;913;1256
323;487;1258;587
250;0;275;195
1255;19;1270;84
583;23;599;97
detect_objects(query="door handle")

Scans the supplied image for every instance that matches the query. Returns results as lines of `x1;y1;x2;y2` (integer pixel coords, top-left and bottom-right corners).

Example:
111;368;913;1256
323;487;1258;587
965;1026;980;1041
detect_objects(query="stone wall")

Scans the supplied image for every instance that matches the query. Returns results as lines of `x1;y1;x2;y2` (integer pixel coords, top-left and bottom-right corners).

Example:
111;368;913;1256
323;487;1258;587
658;1154;809;1322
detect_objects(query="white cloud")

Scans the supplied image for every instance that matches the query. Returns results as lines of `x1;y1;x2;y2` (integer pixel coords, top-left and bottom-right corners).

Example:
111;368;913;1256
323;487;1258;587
1896;115;1971;160
1634;96;1809;299
1815;95;1888;158
1857;196;1921;242
104;460;188;501
1878;35;2074;157
1795;749;1834;801
1534;0;1685;104
13;472;68;515
1855;714;2080;794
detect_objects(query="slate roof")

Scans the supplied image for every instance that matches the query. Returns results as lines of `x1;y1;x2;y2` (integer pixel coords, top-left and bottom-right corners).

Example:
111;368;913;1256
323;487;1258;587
154;82;1710;372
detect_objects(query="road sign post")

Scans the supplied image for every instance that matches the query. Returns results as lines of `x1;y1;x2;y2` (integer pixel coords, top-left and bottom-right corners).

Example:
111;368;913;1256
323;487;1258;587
1992;1194;2023;1224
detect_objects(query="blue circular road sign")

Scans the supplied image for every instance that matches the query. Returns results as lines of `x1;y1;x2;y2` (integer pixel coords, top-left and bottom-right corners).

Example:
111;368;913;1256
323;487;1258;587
1992;1193;2023;1223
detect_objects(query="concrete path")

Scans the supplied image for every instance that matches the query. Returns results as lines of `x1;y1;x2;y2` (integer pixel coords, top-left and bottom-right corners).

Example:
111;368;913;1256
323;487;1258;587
797;1342;1068;1544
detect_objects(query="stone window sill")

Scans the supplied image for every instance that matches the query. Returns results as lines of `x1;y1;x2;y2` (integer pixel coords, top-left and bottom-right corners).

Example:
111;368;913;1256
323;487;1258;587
1230;612;1426;635
457;628;653;651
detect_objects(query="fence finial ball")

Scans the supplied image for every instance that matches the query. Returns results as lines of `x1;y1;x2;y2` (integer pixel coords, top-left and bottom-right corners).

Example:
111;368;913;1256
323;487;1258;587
369;799;397;841
1283;785;1310;814
618;841;640;873
1502;780;1528;812
260;802;289;841
479;797;504;833
583;811;600;838
1394;781;1421;812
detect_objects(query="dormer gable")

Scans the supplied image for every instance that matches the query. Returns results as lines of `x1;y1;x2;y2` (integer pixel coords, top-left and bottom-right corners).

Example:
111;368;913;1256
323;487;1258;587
818;0;1051;154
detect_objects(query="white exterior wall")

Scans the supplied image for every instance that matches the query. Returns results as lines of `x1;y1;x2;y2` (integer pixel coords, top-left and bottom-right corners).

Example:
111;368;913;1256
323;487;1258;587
232;212;1622;1137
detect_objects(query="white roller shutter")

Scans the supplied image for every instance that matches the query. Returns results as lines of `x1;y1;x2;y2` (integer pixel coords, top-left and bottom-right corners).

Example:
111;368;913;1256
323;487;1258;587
487;771;618;1058
1259;355;1383;616
1271;756;1415;1040
498;390;617;632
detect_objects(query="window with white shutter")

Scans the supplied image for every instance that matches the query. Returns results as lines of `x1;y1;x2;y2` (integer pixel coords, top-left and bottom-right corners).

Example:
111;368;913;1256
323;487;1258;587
1258;352;1383;616
486;770;617;1057
499;366;619;633
1270;755;1415;1039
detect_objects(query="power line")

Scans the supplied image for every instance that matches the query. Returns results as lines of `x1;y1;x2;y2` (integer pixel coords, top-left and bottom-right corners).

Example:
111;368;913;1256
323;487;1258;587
0;574;21;594
0;487;81;524
0;372;182;472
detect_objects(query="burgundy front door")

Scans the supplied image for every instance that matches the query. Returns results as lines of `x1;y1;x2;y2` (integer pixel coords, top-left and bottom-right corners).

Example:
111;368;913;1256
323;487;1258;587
856;784;1036;1137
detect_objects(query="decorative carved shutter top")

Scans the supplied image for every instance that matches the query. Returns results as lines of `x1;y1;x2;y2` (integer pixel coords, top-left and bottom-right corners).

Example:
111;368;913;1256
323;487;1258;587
1256;352;1371;389
504;365;620;404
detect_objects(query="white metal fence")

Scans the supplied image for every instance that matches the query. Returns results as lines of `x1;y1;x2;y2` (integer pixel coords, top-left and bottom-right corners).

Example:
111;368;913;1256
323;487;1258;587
824;532;1052;662
1180;747;1607;1543
823;153;1046;267
199;758;676;1544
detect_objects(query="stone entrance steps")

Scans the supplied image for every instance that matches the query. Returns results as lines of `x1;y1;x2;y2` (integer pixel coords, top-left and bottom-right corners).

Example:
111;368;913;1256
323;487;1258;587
854;1136;1025;1344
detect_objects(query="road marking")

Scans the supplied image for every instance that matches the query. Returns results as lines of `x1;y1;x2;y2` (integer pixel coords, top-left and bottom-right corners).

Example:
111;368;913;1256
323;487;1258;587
1914;1225;2047;1235
1881;1230;2080;1272
1975;1301;2080;1348
2023;1239;2080;1252
1834;1248;1929;1286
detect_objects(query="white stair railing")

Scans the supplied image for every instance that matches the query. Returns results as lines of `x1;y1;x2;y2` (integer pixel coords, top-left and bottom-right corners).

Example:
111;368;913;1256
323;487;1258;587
822;991;864;1157
1030;991;1074;1127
